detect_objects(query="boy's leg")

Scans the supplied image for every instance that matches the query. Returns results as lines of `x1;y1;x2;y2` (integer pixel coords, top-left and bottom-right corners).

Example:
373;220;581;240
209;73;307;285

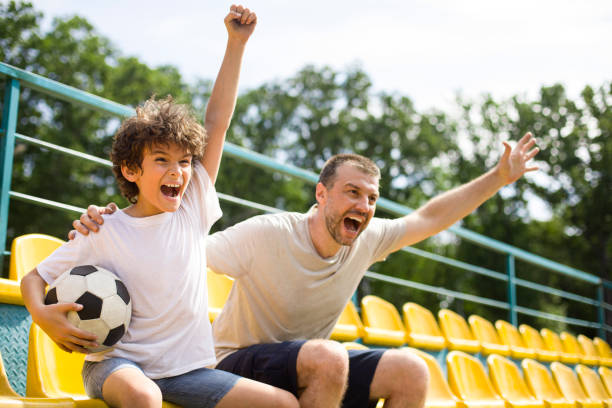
82;359;162;408
154;366;297;408
217;377;298;408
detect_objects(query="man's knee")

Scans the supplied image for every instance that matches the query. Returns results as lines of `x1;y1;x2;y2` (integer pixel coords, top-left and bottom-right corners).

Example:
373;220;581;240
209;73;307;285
297;340;349;385
373;349;429;403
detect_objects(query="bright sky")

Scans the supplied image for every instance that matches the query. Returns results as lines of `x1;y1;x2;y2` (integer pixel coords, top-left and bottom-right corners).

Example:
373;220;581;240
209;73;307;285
34;0;612;112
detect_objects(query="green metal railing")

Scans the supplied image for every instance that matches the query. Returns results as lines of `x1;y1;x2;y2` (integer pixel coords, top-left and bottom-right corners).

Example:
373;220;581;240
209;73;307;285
1;61;610;336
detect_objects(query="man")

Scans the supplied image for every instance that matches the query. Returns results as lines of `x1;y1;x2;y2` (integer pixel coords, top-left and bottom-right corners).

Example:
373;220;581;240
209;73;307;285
74;133;539;408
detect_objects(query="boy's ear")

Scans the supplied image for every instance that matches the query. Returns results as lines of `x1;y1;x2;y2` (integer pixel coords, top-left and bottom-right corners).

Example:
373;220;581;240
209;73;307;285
121;163;140;182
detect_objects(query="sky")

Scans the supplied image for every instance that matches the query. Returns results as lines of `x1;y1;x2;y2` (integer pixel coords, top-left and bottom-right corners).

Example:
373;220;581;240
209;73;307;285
33;0;612;112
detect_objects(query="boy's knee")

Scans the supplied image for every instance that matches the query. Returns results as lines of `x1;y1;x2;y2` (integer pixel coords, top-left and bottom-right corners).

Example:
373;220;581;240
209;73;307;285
118;382;162;408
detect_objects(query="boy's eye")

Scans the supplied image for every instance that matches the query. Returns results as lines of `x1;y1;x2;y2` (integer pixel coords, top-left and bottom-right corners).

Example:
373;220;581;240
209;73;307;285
155;157;167;162
180;159;192;166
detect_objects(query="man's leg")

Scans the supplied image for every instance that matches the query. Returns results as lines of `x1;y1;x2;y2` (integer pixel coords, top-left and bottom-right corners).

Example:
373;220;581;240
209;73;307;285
295;339;349;408
216;340;350;408
369;349;429;408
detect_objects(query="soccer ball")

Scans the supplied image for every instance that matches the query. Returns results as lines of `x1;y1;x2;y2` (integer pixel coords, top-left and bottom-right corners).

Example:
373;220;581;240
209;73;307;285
44;265;131;353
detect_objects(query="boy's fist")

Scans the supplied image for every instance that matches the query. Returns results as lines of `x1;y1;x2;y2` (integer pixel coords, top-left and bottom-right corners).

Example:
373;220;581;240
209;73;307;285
225;4;257;42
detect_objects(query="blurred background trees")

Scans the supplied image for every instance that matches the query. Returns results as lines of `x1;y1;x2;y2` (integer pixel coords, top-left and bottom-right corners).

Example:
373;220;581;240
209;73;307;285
1;1;610;336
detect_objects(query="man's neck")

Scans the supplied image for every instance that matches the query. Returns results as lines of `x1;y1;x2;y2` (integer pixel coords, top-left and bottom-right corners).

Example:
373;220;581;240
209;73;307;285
307;209;342;259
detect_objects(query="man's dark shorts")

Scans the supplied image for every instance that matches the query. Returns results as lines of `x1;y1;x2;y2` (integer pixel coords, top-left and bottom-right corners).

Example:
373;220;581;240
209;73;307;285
216;340;384;408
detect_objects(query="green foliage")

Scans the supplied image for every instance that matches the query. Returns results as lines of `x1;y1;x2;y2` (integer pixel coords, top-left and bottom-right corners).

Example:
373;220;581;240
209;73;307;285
1;1;609;336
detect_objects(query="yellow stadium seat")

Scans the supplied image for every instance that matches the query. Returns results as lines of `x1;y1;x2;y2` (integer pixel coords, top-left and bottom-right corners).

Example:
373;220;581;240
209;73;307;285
360;295;406;347
402;302;447;351
1;349;75;407
594;339;612;361
207;268;233;322
438;310;481;353
404;348;459;408
343;342;369;350
487;354;545;408
550;361;604;408
519;324;559;363
26;324;179;407
468;315;511;356
9;233;64;281
561;332;599;366
521;358;575;408
579;336;612;367
598;367;612;397
541;329;581;365
331;301;366;342
446;350;505;408
576;364;612;408
495;320;537;359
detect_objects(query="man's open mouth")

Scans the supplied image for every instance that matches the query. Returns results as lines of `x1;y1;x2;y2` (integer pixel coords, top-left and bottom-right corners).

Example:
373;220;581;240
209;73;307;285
343;216;363;233
161;184;180;198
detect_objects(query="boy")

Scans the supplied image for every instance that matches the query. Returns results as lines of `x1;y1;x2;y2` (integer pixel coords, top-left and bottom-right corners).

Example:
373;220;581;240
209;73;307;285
21;6;298;408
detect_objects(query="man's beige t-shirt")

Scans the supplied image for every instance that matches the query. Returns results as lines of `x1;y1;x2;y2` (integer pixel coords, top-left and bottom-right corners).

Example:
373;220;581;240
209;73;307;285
207;210;406;363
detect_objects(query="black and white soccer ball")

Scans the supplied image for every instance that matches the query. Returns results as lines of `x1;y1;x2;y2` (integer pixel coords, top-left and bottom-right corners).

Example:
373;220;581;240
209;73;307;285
44;265;131;353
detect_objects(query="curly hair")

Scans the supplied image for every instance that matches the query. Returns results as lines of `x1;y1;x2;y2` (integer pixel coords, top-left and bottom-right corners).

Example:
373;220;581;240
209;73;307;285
111;96;207;204
318;153;380;188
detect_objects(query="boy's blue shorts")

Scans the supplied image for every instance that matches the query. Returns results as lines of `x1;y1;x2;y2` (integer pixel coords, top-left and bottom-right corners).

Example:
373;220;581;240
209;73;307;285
83;358;240;408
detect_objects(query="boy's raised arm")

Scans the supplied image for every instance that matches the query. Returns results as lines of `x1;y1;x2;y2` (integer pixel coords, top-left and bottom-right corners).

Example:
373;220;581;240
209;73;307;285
203;5;257;183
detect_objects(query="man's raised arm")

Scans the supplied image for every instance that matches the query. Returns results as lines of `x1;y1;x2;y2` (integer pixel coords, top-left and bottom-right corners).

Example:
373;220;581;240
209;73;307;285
389;132;540;251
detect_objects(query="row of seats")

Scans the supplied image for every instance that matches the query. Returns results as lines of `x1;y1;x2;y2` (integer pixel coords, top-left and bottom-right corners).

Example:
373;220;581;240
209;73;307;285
344;342;612;408
324;294;612;367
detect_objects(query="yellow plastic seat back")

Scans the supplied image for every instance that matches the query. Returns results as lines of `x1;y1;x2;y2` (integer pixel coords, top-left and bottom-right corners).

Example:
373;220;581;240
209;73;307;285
598;367;612;397
402;302;446;351
332;301;365;342
446;350;505;408
9;234;64;281
207;268;233;322
521;358;574;408
550;362;604;408
343;342;369;350
576;364;612;405
438;309;480;353
360;295;406;347
405;348;458;408
487;354;544;408
468;315;511;356
578;335;610;366
595;338;612;359
561;332;599;366
541;329;581;364
519;324;559;362
495;320;537;359
27;323;93;398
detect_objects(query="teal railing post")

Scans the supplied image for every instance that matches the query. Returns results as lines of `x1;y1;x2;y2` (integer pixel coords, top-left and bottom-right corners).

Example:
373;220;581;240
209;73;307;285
506;254;518;325
598;284;605;338
0;78;21;273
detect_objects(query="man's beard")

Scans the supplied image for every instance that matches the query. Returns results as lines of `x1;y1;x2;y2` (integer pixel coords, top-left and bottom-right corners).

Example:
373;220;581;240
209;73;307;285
324;208;368;246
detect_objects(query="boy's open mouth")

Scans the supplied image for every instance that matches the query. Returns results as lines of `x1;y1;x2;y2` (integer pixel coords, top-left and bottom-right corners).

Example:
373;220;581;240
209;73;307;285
161;184;180;198
343;216;363;233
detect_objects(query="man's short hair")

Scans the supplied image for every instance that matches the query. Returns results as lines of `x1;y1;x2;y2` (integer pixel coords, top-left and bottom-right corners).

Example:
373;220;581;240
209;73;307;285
111;95;206;203
318;154;380;188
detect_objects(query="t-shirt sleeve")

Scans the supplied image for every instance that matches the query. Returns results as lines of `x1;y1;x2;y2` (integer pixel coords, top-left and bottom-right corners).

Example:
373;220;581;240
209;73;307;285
181;162;222;234
206;216;267;279
36;234;93;285
366;217;407;263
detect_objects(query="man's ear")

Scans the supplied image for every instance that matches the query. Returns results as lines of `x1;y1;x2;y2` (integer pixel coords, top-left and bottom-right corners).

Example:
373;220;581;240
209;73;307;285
315;182;327;206
121;163;140;182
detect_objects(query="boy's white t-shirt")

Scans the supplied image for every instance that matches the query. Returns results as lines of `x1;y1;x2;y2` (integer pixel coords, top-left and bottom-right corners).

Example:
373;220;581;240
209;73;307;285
37;163;221;379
